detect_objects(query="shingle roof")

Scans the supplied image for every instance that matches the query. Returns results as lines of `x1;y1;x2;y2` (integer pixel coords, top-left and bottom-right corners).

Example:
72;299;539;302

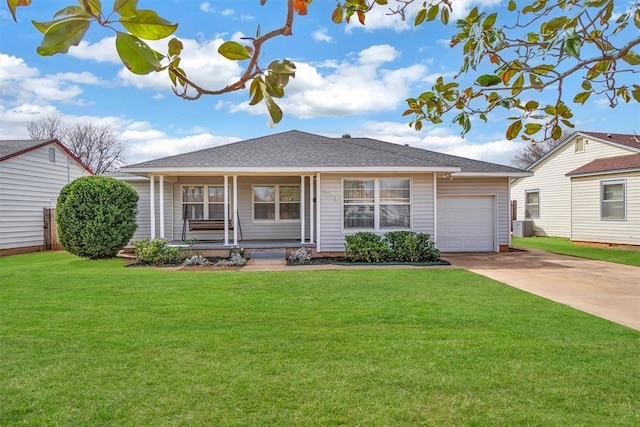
566;154;640;176
580;132;640;150
0;139;52;161
124;130;527;174
0;139;94;174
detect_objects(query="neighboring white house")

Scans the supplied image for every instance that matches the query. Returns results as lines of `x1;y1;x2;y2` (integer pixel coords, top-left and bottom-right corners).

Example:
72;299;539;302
0;139;93;255
118;130;530;253
511;131;640;246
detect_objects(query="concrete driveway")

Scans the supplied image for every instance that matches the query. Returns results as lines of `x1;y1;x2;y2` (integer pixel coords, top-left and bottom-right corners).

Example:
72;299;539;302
446;248;640;331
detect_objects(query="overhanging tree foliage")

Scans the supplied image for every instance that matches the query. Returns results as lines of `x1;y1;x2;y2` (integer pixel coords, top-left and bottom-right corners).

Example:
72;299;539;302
8;0;639;140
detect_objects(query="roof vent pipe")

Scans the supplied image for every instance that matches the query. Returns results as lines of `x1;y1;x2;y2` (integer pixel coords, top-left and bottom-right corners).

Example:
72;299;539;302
342;134;351;138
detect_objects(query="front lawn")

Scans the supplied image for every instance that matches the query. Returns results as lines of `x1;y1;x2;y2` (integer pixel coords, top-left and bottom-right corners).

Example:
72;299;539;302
512;236;640;267
1;252;638;425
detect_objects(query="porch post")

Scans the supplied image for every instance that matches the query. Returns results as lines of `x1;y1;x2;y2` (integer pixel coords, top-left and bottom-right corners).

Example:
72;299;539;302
315;173;321;251
300;175;306;244
149;174;155;239
224;175;229;246
159;175;165;238
309;175;315;243
233;175;238;246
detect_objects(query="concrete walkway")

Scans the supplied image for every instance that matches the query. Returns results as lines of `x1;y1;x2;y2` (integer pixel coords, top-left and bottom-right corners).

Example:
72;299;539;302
445;248;640;331
242;249;640;331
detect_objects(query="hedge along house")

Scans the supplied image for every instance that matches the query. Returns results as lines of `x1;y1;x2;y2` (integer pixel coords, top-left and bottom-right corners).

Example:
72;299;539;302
119;130;531;254
0;139;93;256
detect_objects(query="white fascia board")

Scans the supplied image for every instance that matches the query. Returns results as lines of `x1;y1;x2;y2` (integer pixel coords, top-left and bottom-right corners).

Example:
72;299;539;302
120;166;462;175
452;172;533;178
566;167;640;178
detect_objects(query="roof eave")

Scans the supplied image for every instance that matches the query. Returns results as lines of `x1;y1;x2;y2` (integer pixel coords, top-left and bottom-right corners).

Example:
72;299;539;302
120;166;463;175
566;167;640;177
452;171;533;178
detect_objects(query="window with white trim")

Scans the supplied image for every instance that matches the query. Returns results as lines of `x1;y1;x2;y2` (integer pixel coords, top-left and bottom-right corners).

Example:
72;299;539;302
182;185;227;220
253;185;300;221
343;178;411;230
601;180;625;220
48;147;56;163
525;190;539;219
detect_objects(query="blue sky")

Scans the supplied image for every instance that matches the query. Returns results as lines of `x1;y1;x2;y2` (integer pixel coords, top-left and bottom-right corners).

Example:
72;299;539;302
1;0;638;166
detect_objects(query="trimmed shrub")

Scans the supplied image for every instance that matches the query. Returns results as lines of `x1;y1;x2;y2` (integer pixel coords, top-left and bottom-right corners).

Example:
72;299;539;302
385;231;440;262
56;176;138;259
345;231;440;263
134;239;184;265
345;232;391;263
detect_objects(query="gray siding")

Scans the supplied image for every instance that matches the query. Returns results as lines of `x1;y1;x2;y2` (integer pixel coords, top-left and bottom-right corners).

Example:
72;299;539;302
0;145;88;251
570;172;640;245
317;173;435;252
511;135;636;237
437;177;510;249
128;179;174;243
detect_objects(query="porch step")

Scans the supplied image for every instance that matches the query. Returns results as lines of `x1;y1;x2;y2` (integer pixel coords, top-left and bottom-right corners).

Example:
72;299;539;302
249;249;287;260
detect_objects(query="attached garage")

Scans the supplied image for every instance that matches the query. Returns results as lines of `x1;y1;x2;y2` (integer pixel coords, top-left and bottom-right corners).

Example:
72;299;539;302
437;196;496;252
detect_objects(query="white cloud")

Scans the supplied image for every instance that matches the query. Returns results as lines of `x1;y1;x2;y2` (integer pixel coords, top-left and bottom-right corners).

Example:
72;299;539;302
345;0;503;31
117;37;243;92
221;9;234;17
232;44;425;119
312;27;333;43
121;121;241;164
0;54;39;81
355;121;527;166
200;2;214;13
68;37;120;64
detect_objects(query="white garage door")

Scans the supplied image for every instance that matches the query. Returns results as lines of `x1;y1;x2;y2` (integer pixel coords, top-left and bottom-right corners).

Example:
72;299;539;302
437;196;495;252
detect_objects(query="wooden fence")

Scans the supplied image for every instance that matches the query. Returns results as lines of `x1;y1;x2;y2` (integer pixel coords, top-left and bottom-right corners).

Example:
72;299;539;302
44;208;62;251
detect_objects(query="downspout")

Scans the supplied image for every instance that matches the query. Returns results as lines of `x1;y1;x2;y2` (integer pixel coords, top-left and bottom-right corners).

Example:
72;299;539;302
432;173;438;246
316;173;321;252
149;175;155;239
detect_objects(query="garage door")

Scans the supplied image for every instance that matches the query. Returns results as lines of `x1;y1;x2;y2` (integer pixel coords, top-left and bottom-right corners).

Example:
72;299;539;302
437;196;495;252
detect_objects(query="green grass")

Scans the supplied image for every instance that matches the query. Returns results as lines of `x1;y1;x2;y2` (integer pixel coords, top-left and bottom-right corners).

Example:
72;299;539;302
1;252;639;426
512;236;640;267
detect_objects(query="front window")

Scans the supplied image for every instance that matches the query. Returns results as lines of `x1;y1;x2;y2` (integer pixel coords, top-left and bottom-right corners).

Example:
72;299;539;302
343;178;411;230
183;186;204;220
182;185;227;220
253;185;300;221
601;180;625;220
525;190;539;219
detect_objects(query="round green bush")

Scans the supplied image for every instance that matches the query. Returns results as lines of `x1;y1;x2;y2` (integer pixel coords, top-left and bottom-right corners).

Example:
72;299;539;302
56;176;138;259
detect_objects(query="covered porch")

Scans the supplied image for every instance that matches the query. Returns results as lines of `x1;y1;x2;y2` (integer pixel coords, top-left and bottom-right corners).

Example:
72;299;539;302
147;173;319;249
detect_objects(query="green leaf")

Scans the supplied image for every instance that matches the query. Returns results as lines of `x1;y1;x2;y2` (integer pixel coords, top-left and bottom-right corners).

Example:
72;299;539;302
524;100;539;110
506;120;522;140
53;6;90;19
265;94;283;127
331;5;343;24
562;29;581;58
631;85;640;102
622;51;640;65
476;74;502;87
427;5;439;21
573;91;591;104
167;37;183;57
551;125;563;140
218;41;251;61
507;0;516;12
119;10;177;40
33;18;90;56
115;31;161;74
483;13;497;29
546;16;568;32
249;77;264;106
113;0;137;17
581;80;592;90
415;9;426;26
635;9;640;29
80;0;102;15
524;123;542;135
440;7;449;25
7;0;32;22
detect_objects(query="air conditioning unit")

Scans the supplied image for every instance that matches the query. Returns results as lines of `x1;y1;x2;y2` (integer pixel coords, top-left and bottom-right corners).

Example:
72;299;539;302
512;220;533;237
